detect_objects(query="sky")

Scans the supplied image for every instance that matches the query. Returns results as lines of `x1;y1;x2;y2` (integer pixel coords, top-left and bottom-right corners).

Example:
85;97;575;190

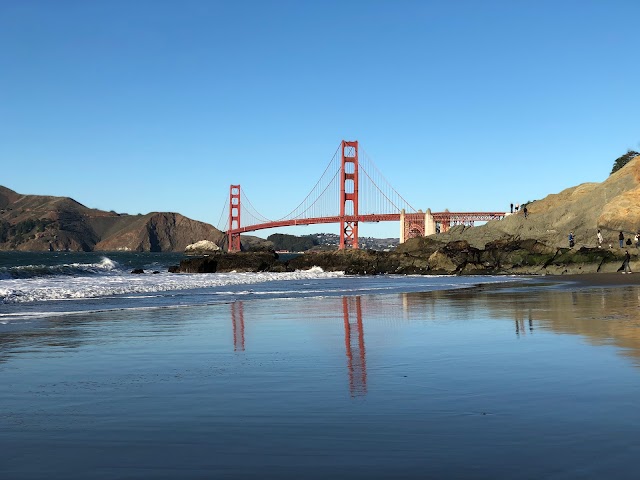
1;0;639;239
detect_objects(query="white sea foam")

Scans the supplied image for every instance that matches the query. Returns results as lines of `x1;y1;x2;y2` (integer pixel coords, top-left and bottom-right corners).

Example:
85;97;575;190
0;268;345;304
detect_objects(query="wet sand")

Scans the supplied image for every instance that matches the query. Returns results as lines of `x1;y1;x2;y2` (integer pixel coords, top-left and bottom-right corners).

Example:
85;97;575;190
549;271;640;287
3;279;640;478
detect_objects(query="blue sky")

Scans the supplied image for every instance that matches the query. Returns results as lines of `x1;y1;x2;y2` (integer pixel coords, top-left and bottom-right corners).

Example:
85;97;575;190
2;0;639;239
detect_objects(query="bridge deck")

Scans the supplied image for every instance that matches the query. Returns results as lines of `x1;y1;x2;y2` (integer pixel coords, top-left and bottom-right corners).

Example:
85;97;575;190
230;212;507;235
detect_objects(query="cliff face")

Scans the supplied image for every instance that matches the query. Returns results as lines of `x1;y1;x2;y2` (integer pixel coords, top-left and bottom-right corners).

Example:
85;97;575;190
432;155;640;249
93;212;224;252
0;186;224;252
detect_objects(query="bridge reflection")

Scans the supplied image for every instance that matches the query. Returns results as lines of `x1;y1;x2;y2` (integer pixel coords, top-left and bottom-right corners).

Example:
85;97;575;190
229;296;368;397
230;301;245;352
342;296;367;397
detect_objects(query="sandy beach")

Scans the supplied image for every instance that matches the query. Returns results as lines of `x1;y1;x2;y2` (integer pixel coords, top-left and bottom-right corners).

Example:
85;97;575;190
549;271;640;287
3;270;640;478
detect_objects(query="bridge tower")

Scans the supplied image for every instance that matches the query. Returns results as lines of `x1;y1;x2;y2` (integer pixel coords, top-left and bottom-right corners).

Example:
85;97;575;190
228;185;241;252
339;140;359;250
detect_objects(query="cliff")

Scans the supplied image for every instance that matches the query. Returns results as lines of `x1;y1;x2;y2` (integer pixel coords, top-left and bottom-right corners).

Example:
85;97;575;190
432;154;640;249
0;186;225;252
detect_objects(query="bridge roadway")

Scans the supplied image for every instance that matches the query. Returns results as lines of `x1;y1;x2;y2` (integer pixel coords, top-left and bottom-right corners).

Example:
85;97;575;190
230;211;507;235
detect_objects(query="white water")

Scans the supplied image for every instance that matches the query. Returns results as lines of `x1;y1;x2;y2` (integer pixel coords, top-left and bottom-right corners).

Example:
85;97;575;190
0;253;529;323
0;268;345;304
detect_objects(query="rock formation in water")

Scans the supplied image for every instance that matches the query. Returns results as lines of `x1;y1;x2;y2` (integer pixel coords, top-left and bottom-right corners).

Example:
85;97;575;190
0;185;225;252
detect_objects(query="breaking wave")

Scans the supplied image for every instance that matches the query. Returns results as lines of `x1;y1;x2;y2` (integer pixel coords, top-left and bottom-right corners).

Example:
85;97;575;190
0;257;119;279
0;268;345;304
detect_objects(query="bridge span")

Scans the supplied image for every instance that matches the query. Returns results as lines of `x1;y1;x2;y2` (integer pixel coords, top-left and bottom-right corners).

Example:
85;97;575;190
223;140;506;251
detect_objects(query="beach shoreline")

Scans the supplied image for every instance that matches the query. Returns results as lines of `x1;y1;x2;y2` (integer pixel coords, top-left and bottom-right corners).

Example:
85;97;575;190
544;272;640;287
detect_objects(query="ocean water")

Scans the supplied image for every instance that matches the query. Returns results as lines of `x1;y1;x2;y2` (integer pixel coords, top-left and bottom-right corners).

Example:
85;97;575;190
0;251;516;322
2;252;640;479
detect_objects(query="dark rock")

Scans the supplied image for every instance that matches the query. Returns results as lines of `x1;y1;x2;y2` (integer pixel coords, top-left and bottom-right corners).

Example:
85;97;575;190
131;269;144;274
169;236;633;276
176;252;284;273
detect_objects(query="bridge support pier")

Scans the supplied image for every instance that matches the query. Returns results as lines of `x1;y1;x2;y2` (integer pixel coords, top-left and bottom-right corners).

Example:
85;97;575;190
425;208;436;235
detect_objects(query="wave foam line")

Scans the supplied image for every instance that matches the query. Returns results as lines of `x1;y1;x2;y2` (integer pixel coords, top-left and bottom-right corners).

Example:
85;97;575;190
0;268;345;304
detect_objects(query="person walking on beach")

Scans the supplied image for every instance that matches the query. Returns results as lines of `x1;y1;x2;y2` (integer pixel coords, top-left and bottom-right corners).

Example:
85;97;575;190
622;250;633;274
523;205;528;218
635;232;639;249
619;231;624;248
597;229;603;247
569;232;575;248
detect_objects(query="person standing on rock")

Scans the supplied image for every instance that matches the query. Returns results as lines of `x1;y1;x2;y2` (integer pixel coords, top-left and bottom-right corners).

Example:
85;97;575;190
510;203;513;214
619;231;624;248
569;232;575;248
597;229;603;247
622;250;633;274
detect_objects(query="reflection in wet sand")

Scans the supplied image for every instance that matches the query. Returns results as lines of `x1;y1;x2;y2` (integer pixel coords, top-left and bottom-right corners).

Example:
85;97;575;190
342;296;367;397
231;301;245;352
229;298;368;396
5;281;640;477
398;283;640;365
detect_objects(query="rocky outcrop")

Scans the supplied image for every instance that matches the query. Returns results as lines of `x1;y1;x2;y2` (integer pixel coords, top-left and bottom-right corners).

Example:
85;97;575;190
435;154;640;250
172;240;632;276
171;252;286;273
0;186;225;252
185;240;221;255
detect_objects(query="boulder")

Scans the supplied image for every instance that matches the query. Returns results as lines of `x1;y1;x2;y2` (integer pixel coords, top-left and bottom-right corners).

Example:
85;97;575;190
185;240;221;255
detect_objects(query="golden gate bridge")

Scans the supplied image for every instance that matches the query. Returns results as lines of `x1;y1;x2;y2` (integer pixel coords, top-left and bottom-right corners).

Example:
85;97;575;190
218;140;506;252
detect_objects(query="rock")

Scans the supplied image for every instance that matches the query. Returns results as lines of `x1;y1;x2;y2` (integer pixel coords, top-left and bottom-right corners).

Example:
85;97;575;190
434;154;640;250
185;240;221;255
131;269;144;274
176;252;283;273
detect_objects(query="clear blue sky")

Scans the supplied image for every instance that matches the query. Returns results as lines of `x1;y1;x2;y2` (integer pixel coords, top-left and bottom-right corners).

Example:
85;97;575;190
2;0;639;239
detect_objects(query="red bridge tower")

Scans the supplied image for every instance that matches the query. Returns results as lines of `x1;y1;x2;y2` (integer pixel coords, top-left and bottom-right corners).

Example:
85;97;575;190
340;140;359;249
228;185;241;252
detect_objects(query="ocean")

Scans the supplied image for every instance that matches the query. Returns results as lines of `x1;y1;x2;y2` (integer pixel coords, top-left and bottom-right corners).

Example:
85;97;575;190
2;252;640;479
0;251;518;322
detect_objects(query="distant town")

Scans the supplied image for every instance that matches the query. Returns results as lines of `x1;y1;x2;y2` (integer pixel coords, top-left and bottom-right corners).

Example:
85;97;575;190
268;232;399;253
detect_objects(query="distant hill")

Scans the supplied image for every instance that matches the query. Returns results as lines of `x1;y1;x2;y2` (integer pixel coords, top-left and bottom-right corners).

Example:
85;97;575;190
425;154;640;249
0;186;225;252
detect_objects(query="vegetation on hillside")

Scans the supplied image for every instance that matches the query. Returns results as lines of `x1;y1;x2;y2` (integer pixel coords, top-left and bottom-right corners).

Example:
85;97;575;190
611;150;640;175
0;219;54;243
267;233;318;252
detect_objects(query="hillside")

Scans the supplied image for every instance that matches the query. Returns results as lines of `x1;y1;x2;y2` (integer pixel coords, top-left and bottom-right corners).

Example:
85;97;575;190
0;186;225;252
424;154;640;249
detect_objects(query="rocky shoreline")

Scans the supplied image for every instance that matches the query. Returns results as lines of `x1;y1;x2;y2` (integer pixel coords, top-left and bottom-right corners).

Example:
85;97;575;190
169;237;637;276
